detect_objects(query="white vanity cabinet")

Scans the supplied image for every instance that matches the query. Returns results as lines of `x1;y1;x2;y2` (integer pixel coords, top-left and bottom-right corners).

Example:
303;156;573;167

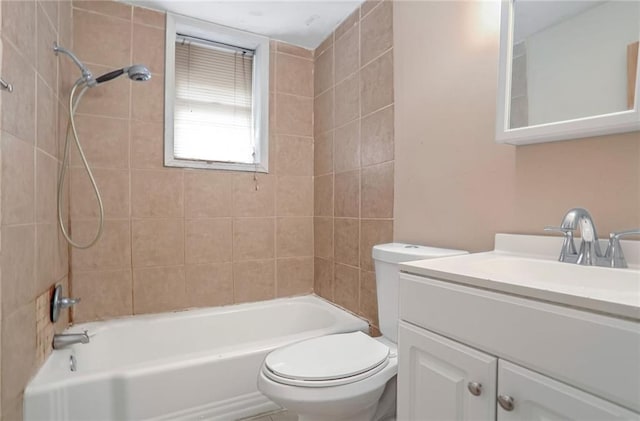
398;321;638;420
397;272;640;421
398;322;498;421
397;322;497;420
497;360;638;420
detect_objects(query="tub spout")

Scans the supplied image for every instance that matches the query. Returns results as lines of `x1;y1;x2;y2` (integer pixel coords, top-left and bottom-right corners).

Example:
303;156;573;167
53;331;90;349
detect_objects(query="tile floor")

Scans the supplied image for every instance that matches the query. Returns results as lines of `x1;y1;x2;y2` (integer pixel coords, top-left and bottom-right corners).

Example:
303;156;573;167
241;409;298;421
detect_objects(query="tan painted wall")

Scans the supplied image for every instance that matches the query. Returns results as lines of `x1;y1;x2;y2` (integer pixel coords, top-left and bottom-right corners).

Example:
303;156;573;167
393;1;640;253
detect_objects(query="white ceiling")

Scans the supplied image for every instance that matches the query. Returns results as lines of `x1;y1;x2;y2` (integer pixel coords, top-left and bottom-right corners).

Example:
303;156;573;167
129;0;363;49
514;1;605;42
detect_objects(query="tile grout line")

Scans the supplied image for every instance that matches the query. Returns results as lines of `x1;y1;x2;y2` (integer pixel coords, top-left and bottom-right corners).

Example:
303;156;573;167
39;1;57;34
181;166;186;304
307;44;316;296
274;49;285;299
360;0;385;22
128;6;135;316
73;5;165;31
273;48;278;299
360;45;393;72
274;49;314;62
72;108;164;121
270;90;314;101
313;45;392;101
64;2;74;316
230;148;237;299
0;31;38;77
357;4;363;319
33;1;41;333
334;11;359;45
330;29;336;303
72;5;133;25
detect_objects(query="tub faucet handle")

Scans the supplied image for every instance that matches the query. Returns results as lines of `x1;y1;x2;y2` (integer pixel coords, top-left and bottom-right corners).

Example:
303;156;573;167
51;285;81;323
58;296;81;309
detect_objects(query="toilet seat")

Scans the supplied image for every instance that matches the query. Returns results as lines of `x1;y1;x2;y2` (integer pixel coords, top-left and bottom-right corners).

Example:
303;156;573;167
263;331;390;388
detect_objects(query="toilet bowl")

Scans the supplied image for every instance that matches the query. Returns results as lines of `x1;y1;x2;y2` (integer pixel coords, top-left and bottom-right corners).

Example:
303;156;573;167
257;243;468;421
258;332;397;421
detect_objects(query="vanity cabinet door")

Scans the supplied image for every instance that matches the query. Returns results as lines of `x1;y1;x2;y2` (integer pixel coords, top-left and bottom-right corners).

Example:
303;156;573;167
397;321;497;421
497;360;640;420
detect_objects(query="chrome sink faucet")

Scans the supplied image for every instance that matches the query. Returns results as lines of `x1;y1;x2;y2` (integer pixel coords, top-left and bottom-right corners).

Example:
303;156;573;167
53;331;90;350
546;208;639;268
561;207;602;265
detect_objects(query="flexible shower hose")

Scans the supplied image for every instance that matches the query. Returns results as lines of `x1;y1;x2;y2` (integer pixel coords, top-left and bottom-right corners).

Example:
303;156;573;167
57;79;105;249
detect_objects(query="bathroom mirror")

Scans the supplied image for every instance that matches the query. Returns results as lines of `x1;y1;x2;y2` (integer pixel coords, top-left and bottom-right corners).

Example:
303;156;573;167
496;0;640;145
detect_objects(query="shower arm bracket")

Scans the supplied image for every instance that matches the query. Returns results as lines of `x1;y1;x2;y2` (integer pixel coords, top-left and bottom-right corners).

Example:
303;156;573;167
53;42;96;87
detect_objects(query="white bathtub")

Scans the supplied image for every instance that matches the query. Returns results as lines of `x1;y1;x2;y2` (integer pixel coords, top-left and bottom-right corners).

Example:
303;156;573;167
24;295;368;421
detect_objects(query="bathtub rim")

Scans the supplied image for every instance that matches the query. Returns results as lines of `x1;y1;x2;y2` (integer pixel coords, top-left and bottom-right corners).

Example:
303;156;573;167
67;294;361;334
26;294;370;391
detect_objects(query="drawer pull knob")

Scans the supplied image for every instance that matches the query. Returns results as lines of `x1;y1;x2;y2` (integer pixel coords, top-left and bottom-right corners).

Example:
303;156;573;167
497;395;515;411
467;381;482;396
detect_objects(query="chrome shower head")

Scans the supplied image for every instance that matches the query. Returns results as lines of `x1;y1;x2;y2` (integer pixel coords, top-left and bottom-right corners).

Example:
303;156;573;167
127;65;152;82
53;43;152;87
94;65;152;85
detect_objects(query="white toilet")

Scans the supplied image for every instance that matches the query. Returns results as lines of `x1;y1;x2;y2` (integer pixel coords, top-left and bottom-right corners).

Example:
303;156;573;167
257;243;467;421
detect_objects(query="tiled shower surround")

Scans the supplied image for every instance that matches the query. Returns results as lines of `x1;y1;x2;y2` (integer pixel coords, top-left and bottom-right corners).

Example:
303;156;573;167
0;0;73;418
69;2;315;321
313;1;395;328
69;0;394;328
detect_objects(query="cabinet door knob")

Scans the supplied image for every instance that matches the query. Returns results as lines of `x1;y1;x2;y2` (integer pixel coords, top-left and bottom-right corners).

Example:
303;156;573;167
497;395;515;411
467;381;482;396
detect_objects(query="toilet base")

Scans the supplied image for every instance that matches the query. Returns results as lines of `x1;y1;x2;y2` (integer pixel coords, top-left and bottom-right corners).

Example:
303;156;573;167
372;377;397;421
265;377;397;421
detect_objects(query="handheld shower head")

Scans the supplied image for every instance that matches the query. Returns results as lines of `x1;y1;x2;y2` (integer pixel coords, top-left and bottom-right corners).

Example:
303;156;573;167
94;65;151;85
53;43;152;88
127;65;152;82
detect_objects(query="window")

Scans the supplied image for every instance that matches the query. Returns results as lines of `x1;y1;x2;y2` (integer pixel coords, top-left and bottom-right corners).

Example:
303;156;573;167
164;14;270;172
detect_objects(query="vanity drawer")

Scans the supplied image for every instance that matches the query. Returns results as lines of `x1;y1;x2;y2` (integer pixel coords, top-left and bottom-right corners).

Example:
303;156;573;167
399;273;640;412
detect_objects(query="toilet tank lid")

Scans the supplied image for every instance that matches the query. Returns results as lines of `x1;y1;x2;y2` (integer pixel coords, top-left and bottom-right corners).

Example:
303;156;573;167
372;243;468;264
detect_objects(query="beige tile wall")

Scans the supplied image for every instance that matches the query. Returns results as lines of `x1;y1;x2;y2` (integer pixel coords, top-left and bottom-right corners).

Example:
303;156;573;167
69;1;315;322
313;0;394;329
393;1;640;253
0;0;72;418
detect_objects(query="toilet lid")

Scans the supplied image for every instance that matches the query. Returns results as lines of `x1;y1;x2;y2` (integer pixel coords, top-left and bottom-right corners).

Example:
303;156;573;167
264;331;389;381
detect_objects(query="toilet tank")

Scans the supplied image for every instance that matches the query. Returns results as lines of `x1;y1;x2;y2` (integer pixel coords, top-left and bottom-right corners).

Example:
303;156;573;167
372;243;467;343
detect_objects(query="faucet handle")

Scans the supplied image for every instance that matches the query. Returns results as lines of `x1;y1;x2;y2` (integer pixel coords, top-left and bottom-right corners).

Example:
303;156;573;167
544;226;577;262
58;296;81;309
544;225;573;234
50;285;82;323
609;229;640;240
605;229;640;268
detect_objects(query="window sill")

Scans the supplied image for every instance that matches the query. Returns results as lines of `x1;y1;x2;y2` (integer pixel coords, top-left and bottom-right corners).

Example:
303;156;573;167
164;157;269;173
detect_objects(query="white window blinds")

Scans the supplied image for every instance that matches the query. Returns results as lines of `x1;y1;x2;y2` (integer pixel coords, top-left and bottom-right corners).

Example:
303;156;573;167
174;36;255;164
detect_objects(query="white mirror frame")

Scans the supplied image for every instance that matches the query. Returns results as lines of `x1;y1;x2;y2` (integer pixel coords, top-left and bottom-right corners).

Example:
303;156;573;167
495;0;640;146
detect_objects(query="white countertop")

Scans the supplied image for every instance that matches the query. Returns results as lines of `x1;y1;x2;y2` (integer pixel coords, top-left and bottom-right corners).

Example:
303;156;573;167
400;234;640;320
